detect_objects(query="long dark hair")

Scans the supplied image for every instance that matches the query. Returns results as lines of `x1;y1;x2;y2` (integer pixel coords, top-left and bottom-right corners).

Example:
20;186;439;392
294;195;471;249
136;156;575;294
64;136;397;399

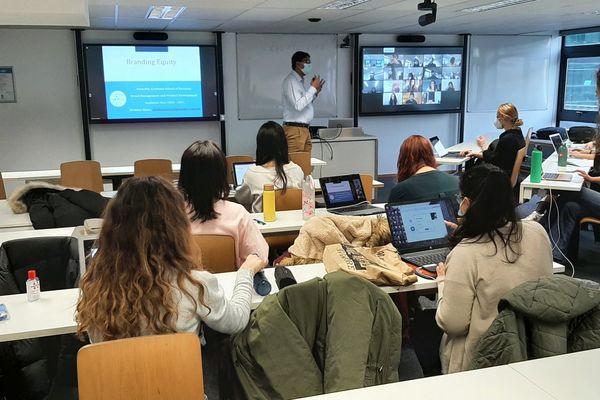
450;164;522;263
255;121;289;191
178;140;230;222
594;69;600;163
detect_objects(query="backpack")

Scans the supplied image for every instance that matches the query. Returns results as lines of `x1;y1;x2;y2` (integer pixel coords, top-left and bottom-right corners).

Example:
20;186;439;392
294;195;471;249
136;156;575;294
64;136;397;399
568;126;597;144
535;127;567;140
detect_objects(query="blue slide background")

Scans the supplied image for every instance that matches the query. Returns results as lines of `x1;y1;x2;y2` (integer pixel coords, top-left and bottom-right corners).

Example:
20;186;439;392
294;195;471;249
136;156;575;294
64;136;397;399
105;81;203;119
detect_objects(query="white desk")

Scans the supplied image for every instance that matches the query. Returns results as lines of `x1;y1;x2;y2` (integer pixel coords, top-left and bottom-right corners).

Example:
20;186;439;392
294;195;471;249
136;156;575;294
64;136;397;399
519;152;592;202
298;365;555;400
0;200;33;232
508;348;600;400
435;141;475;166
0;227;74;246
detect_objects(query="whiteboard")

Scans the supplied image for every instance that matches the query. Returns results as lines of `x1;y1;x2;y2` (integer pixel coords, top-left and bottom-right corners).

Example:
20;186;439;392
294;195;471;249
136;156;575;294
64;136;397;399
468;35;551;112
236;34;337;120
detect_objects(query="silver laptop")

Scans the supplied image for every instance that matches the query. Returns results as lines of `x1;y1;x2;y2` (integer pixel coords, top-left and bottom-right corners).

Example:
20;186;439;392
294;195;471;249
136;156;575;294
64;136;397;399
430;136;462;158
233;161;255;187
385;198;457;273
549;133;587;168
319;174;385;216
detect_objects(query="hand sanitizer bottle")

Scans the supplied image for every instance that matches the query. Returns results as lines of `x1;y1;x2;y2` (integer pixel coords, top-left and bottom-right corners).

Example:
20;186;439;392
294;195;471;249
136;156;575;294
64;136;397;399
26;270;40;302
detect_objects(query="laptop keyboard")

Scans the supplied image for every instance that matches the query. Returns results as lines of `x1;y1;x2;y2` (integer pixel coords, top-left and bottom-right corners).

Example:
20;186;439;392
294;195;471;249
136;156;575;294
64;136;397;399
442;152;462;158
329;203;385;216
403;249;450;268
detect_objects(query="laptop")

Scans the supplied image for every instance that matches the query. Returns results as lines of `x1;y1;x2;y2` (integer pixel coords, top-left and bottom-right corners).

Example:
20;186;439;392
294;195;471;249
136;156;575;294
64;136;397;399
232;161;255;187
319;174;385;216
430;136;462;158
549;133;588;168
385;198;457;272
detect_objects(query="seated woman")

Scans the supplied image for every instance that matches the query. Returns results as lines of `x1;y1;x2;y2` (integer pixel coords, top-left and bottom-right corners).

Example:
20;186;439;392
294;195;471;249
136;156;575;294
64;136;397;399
76;176;265;343
435;164;553;374
462;103;526;177
235;121;304;212
389;135;459;207
179;140;269;267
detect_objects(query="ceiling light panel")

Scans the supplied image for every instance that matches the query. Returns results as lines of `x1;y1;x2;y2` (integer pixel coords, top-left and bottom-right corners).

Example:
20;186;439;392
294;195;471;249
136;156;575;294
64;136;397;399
460;0;536;13
318;0;371;10
145;5;186;20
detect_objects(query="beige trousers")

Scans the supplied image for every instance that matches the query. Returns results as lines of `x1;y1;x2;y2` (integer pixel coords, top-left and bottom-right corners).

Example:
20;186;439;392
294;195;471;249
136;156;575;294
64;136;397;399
283;125;312;153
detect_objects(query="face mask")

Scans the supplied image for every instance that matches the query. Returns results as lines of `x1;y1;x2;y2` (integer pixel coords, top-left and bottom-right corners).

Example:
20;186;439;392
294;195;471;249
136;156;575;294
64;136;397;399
457;208;465;217
494;119;503;129
302;63;313;74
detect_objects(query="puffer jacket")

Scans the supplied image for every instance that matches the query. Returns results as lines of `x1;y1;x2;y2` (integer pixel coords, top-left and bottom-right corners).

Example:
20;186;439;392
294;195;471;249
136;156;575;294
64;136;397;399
231;271;402;400
471;275;600;370
8;182;108;229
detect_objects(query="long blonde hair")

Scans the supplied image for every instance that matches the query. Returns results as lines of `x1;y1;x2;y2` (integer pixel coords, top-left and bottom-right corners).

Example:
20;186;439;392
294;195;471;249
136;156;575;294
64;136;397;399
497;103;524;129
76;176;207;341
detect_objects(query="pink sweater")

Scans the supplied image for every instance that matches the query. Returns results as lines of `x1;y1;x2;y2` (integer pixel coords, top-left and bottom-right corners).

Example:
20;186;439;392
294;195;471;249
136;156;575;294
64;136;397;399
190;200;269;267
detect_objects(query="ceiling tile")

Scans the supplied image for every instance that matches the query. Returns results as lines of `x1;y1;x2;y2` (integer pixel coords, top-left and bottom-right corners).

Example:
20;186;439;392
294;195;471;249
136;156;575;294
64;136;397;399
234;8;307;21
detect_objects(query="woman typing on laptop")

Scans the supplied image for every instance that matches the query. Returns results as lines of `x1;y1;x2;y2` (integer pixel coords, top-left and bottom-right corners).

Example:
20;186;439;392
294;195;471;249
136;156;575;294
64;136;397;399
434;165;553;374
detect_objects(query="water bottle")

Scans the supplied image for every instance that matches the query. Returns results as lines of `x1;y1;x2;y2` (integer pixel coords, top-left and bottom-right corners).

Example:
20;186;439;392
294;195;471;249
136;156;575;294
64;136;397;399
530;145;543;183
302;175;315;220
26;270;40;302
557;143;568;168
263;184;276;222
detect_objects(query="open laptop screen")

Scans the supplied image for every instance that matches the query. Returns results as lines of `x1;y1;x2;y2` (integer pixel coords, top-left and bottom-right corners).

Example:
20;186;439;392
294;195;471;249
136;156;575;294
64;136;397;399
233;162;255;187
549;133;563;153
429;136;447;157
386;198;456;253
320;174;366;208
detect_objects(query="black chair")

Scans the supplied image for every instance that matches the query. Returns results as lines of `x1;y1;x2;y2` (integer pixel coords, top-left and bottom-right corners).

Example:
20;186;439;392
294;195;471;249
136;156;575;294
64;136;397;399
0;237;83;400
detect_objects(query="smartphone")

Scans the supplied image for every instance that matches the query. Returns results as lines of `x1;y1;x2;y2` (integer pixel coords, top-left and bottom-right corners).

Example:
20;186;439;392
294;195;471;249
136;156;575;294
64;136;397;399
421;264;438;273
0;304;9;321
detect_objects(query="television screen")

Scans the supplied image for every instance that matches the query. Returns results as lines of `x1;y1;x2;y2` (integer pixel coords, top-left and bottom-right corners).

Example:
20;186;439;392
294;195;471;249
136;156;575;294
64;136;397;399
84;44;219;123
360;46;464;115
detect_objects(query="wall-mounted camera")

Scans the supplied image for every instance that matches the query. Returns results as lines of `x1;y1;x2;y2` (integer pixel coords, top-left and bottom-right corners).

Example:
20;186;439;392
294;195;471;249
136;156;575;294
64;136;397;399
417;0;437;27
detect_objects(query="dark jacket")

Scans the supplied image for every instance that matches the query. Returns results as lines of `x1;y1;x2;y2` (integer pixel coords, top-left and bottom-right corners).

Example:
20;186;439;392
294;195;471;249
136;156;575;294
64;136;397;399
470;275;600;370
389;170;460;212
8;182;108;229
232;271;402;399
482;128;525;176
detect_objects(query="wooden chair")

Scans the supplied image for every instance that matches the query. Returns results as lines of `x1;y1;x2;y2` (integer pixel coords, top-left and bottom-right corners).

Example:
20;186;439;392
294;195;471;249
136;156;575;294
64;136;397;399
226;155;254;185
192;234;237;273
360;174;374;203
77;333;203;400
275;188;302;211
60;161;104;193
0;172;6;200
510;130;531;188
134;159;173;179
289;152;311;177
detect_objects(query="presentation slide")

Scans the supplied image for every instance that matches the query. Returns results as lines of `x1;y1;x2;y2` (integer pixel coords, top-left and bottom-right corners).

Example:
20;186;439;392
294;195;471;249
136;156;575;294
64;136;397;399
325;181;355;204
360;46;464;115
102;46;202;120
84;45;219;123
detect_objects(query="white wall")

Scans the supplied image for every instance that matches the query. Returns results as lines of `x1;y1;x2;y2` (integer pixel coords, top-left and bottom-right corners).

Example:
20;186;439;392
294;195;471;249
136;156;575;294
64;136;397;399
463;35;562;144
0;29;84;173
358;34;464;175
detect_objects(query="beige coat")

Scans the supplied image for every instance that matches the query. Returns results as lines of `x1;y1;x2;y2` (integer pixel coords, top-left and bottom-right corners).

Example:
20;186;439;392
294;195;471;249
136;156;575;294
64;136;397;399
435;220;553;374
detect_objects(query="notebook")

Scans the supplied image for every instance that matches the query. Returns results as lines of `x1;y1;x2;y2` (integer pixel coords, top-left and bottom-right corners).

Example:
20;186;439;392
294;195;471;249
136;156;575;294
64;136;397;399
385;198;457;272
233;162;255;187
430;136;462;158
319;174;385;216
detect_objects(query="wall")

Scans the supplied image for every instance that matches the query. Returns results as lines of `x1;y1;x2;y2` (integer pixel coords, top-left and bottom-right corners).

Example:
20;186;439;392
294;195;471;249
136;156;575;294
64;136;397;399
358;34;464;175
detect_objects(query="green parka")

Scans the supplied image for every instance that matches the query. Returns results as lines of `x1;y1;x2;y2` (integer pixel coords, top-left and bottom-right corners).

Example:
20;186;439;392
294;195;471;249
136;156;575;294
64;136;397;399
471;275;600;370
231;271;402;400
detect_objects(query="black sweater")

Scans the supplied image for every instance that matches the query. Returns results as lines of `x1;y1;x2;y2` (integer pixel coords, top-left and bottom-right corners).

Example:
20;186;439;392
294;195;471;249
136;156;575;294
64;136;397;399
482;128;525;176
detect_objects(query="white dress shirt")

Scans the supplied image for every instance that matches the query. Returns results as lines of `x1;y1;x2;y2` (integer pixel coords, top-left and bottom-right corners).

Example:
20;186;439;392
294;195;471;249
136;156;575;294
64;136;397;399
282;70;317;124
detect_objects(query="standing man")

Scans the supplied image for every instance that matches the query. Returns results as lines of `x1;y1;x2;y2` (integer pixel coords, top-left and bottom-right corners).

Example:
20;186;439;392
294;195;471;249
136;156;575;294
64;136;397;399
282;51;325;153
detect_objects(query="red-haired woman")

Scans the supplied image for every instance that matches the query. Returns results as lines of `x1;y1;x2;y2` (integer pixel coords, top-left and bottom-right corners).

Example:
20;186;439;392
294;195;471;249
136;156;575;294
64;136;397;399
389;135;459;207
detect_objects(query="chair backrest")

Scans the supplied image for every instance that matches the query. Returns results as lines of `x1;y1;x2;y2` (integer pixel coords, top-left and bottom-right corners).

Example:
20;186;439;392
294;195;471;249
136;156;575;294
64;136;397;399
0;172;6;200
192;234;236;273
134;159;173;179
510;130;531;188
60;161;104;193
77;333;204;400
360;174;374;203
226;155;254;185
289;152;311;177
275;188;302;211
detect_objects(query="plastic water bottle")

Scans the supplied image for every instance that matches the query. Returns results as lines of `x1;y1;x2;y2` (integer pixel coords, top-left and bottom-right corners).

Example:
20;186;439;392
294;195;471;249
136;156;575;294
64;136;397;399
302;175;315;220
26;270;40;302
263;184;276;222
530;146;543;183
557;143;568;168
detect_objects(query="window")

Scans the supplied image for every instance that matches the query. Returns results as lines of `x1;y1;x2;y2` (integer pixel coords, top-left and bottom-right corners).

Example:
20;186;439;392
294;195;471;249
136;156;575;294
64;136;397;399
557;31;600;124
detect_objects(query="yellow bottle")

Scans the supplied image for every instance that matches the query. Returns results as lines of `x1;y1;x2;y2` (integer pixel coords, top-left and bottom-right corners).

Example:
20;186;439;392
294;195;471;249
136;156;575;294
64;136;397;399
263;184;276;222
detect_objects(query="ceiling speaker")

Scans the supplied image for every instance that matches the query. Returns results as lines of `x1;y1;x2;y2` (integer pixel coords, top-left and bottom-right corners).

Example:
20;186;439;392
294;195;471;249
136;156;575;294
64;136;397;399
133;32;169;41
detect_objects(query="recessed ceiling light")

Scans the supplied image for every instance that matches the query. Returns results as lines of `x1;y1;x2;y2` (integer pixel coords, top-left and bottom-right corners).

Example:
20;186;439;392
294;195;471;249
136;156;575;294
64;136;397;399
145;5;186;20
583;10;600;15
318;0;370;10
460;0;536;13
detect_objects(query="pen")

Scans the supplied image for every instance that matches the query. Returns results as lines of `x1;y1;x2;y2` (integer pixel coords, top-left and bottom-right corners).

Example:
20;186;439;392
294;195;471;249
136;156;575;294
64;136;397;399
253;218;266;225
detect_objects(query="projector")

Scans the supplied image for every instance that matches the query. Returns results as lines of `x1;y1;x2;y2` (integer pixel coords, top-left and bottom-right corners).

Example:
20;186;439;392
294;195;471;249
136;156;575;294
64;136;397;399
417;0;435;11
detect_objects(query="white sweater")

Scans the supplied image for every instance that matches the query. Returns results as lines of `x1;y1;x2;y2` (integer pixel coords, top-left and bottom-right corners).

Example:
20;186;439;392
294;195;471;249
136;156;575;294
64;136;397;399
88;268;254;342
235;162;304;212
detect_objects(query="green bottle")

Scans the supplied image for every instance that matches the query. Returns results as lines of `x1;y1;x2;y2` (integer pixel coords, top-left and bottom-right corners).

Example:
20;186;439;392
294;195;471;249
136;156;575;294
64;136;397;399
557;143;568;168
530;146;543;183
